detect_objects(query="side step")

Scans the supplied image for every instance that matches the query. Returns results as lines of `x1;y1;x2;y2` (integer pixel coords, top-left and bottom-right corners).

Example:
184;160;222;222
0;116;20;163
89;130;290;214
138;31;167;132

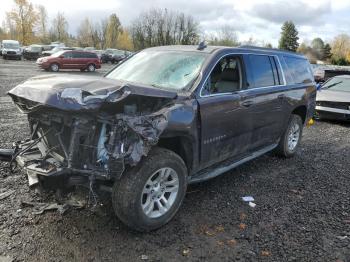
189;143;277;184
0;149;15;162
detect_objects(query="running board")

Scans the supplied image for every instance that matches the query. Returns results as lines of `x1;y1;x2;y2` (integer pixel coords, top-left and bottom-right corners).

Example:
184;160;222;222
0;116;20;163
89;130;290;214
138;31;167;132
189;144;277;184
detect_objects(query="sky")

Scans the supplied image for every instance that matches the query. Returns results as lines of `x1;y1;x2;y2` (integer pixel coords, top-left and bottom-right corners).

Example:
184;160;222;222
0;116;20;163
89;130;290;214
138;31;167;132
1;0;350;46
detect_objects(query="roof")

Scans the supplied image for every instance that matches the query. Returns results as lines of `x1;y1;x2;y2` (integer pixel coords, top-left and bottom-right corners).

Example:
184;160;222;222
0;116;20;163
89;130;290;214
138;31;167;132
144;45;305;58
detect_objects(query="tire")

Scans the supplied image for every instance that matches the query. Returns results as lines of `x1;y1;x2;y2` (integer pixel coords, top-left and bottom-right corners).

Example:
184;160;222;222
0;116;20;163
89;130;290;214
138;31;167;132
50;63;59;72
275;114;303;157
87;63;95;72
3;55;6;60
112;147;188;232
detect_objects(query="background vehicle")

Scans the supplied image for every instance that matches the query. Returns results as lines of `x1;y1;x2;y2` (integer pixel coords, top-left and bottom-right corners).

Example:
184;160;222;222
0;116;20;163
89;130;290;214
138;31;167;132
1;40;22;60
2;45;315;231
42;46;75;57
109;49;127;64
315;75;350;121
23;44;43;60
36;50;101;72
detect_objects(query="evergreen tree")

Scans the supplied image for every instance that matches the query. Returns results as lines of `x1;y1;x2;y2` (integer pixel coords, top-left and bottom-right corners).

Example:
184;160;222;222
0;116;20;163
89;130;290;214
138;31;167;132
323;43;332;60
311;38;325;60
278;21;299;52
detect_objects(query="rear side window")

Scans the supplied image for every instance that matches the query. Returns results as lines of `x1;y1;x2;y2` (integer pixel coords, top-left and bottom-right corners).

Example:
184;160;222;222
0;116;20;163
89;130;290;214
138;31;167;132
248;55;279;88
84;52;97;58
283;56;313;84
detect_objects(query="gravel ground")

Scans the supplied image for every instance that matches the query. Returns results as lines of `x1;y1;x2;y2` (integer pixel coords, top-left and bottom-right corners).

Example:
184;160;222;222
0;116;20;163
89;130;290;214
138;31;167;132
0;59;349;262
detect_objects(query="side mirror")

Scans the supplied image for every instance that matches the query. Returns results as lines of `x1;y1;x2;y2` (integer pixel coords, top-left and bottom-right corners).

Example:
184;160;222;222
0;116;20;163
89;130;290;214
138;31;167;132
59;55;64;58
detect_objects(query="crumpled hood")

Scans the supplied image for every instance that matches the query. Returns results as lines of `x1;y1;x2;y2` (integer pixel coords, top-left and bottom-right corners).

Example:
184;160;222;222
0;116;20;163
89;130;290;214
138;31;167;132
8;74;177;111
316;89;350;103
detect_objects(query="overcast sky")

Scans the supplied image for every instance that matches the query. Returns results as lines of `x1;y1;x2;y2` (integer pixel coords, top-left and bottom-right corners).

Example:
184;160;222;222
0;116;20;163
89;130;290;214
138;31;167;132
1;0;350;46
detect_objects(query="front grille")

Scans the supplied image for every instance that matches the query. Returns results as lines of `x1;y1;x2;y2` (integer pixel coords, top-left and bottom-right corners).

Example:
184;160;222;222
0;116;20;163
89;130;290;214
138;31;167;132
7;51;16;55
317;101;350;110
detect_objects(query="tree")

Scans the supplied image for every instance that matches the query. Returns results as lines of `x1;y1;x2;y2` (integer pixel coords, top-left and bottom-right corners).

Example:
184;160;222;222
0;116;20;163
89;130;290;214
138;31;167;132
130;8;199;50
37;5;48;43
331;34;350;61
117;29;133;50
311;38;325;60
105;14;122;48
7;0;38;45
50;12;69;42
207;25;239;47
278;21;299;52
323;43;332;61
77;18;94;47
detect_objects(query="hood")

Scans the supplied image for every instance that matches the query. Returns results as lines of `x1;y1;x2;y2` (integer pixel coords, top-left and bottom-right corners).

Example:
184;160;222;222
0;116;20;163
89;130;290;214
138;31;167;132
316;89;350;103
8;74;178;112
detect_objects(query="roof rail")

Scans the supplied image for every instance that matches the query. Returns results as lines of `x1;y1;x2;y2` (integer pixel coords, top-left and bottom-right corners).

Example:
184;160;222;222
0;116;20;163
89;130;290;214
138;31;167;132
239;45;302;55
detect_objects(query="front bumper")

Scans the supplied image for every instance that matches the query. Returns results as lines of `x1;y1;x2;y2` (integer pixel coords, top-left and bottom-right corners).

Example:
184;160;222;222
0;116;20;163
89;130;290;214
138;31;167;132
36;61;50;69
315;105;350;121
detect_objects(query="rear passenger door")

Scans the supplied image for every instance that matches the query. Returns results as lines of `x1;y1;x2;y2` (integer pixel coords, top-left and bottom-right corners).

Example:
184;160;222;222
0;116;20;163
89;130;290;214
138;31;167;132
242;54;286;151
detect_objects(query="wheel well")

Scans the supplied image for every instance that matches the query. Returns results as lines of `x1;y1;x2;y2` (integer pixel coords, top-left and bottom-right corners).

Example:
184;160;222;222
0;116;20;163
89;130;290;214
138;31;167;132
157;137;193;173
292;105;307;123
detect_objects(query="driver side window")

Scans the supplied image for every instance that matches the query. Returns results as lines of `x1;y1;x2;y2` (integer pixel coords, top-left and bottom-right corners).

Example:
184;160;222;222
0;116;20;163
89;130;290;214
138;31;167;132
202;55;242;96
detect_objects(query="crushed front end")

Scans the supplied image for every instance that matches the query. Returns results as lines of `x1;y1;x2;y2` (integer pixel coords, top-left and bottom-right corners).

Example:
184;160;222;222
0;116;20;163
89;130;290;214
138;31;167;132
2;75;175;194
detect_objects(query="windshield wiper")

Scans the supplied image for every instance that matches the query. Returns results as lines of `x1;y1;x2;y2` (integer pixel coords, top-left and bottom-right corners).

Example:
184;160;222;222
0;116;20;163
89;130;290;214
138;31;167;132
323;81;343;89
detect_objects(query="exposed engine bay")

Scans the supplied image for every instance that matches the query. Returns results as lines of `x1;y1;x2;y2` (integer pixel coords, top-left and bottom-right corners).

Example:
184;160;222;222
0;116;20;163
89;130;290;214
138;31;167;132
3;74;177;192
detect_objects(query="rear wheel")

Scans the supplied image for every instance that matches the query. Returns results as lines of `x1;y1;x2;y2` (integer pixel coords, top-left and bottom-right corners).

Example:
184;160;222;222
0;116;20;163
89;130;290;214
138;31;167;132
50;63;59;72
87;63;95;72
112;147;188;232
276;114;303;157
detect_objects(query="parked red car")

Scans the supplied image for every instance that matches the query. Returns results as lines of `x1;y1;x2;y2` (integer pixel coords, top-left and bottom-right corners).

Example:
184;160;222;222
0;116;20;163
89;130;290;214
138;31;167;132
36;50;101;72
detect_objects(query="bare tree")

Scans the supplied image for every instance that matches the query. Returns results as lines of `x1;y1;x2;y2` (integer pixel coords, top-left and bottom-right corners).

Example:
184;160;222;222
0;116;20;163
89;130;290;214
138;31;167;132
37;5;48;43
50;12;68;42
207;25;239;47
130;8;199;50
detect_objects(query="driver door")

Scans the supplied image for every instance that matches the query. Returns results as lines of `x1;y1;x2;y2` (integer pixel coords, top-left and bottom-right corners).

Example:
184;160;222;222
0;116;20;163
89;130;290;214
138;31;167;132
197;55;253;169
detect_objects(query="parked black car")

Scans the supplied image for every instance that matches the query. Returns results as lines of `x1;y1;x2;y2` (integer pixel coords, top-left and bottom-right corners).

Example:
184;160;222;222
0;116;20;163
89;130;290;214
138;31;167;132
0;45;316;231
23;45;43;60
315;75;350;121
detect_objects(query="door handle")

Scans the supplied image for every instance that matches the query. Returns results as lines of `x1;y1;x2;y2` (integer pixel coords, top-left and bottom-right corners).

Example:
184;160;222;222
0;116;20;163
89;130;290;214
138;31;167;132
242;100;254;107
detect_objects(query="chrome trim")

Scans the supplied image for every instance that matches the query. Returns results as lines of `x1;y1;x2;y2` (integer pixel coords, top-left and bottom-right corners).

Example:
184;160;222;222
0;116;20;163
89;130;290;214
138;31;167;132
199;52;287;98
316;106;350;115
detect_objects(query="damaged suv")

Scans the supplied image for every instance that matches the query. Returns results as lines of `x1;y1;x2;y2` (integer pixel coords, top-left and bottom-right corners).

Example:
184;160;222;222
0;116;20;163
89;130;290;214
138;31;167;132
0;45;316;231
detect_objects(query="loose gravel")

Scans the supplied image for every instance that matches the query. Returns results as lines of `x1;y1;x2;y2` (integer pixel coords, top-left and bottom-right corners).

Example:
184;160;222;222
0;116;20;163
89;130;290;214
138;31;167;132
0;59;349;262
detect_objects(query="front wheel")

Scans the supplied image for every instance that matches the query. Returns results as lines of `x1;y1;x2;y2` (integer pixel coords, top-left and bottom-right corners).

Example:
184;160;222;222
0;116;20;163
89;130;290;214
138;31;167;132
276;114;303;157
50;63;59;72
112;147;188;232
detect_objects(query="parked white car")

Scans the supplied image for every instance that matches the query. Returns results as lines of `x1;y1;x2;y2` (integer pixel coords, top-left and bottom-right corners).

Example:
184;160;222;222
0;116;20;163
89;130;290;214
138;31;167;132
1;40;22;60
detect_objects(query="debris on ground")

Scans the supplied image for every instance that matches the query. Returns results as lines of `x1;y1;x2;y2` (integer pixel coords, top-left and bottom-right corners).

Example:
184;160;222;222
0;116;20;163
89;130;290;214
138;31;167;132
261;250;271;256
0;190;15;200
227;239;237;246
242;196;254;202
21;201;69;215
182;249;190;256
239;223;247;230
248;202;256;208
140;254;149;260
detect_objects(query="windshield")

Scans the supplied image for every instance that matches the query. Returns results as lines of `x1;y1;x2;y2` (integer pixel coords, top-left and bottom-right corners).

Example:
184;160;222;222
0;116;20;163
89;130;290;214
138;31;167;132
51;47;62;53
106;50;208;90
30;45;41;52
322;77;350;92
51;50;65;57
3;43;19;49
